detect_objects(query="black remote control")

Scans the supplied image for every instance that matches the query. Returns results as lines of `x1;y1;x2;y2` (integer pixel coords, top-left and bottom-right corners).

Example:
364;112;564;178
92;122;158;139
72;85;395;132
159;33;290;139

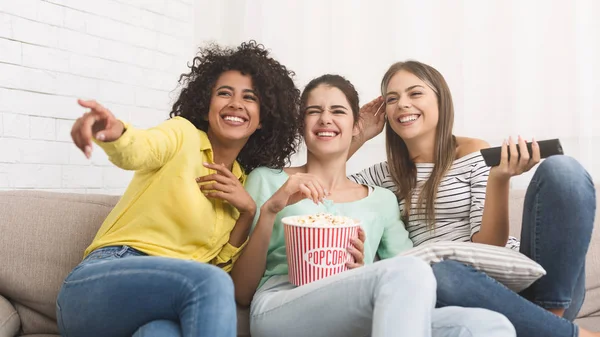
480;139;564;167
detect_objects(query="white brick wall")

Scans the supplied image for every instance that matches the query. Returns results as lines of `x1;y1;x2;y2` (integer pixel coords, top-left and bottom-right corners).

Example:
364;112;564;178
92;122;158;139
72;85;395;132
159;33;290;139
0;0;195;194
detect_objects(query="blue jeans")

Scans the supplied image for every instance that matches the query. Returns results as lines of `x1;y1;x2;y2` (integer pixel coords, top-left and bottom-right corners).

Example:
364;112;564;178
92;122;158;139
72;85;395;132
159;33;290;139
56;246;236;337
433;156;596;337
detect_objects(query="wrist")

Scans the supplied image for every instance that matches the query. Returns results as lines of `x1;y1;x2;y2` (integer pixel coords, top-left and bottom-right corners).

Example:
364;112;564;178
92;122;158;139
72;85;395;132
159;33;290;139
118;120;126;136
239;204;257;218
487;173;511;185
353;133;367;145
261;200;282;215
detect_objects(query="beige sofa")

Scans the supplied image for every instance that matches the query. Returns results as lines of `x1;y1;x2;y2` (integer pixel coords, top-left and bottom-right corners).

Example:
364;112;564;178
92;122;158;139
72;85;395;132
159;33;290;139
0;189;598;336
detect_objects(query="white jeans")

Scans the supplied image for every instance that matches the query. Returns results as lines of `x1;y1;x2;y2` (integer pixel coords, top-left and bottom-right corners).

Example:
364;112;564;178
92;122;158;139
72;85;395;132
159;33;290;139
250;256;515;337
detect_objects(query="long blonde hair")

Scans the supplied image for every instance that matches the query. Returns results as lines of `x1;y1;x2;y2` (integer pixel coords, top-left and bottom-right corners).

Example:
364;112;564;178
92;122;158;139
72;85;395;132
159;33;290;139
381;61;456;227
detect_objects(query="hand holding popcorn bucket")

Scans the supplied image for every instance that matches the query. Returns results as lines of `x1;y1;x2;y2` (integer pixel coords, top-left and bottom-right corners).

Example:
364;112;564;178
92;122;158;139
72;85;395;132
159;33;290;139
282;213;360;286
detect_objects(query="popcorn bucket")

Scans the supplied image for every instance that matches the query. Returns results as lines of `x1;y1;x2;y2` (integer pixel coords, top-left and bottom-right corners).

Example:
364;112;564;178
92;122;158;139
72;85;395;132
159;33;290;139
282;215;360;286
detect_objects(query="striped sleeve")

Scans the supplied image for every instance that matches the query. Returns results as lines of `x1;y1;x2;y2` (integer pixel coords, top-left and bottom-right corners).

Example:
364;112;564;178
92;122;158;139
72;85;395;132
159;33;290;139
349;162;389;187
469;154;490;238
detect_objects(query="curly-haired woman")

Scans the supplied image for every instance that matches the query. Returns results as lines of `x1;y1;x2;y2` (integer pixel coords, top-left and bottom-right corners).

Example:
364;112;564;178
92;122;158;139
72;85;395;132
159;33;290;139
56;41;302;337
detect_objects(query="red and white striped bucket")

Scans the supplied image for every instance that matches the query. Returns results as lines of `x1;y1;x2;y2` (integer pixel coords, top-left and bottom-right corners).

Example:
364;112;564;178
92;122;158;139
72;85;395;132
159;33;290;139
282;215;360;286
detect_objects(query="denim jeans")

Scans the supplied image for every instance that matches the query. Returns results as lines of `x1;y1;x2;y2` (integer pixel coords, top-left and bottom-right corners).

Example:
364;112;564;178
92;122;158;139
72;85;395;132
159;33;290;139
433;155;596;337
56;245;236;337
250;256;515;337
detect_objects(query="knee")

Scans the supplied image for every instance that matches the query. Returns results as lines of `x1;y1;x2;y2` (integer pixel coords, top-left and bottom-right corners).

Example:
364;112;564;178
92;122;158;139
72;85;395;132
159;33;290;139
534;155;596;221
536;156;593;191
179;262;234;303
385;256;436;292
458;309;515;337
133;320;181;337
200;265;235;296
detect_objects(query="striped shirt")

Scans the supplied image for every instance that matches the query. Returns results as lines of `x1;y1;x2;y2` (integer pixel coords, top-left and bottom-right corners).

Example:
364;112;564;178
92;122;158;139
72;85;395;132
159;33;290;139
350;151;519;249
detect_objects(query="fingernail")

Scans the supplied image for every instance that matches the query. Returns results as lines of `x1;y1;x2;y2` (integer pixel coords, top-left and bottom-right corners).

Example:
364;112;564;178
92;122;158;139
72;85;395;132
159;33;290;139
97;133;105;141
203;162;209;165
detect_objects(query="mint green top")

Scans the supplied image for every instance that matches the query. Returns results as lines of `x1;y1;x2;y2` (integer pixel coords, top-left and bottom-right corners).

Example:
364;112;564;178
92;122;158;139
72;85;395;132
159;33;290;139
245;167;413;288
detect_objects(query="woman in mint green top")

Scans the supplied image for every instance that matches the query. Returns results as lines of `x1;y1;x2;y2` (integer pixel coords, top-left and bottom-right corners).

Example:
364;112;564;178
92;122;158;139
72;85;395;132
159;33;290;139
230;74;515;337
245;167;411;288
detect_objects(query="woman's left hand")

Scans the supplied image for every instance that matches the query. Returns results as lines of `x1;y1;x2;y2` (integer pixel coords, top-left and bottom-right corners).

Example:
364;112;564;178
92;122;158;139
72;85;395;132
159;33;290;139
347;227;366;269
489;136;541;181
196;163;257;215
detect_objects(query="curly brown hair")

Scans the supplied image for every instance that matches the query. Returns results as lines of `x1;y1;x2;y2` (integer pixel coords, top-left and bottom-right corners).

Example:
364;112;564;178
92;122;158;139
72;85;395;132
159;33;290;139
169;41;301;172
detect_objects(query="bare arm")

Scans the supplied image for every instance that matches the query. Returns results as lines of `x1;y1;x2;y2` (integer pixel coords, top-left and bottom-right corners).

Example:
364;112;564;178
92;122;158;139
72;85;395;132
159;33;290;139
348;135;368;159
471;136;540;246
227;211;256;248
348;96;386;159
472;175;511;246
230;205;278;306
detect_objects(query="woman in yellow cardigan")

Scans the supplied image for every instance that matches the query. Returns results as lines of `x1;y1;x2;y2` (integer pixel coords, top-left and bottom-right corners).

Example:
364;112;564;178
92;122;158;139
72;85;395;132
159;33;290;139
56;41;302;337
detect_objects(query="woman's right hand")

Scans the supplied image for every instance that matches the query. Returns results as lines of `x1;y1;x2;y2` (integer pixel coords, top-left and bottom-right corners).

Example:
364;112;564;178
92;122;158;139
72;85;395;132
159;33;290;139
357;96;386;142
71;99;125;158
263;173;328;214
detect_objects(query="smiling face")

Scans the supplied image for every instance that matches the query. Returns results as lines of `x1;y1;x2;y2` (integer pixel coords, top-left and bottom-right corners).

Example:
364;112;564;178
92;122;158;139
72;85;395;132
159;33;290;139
384;69;439;142
303;84;359;158
206;70;261;145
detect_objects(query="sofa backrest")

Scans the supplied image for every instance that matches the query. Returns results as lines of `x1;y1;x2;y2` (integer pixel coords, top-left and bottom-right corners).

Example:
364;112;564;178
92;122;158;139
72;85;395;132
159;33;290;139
0;191;119;334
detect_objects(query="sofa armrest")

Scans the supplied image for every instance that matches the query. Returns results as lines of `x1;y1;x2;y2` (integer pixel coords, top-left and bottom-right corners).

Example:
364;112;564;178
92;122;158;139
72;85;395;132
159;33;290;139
0;295;20;337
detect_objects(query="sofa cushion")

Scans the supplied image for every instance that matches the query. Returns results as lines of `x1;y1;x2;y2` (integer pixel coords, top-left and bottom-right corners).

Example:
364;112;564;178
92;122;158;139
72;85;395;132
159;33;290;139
12;304;57;336
237;305;250;337
400;241;546;292
0;191;118;334
575;315;600;332
0;295;19;337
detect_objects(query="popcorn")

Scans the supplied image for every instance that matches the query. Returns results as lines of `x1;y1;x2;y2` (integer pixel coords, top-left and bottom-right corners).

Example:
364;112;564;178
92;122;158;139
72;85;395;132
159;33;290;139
293;213;355;227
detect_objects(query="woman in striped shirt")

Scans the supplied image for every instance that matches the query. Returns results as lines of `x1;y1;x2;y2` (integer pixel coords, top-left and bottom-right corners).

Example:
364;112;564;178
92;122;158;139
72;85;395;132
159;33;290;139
350;60;597;337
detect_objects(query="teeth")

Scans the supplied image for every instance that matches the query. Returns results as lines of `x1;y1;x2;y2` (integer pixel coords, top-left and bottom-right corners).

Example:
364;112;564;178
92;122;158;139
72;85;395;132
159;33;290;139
317;132;337;137
224;116;245;123
400;115;419;123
